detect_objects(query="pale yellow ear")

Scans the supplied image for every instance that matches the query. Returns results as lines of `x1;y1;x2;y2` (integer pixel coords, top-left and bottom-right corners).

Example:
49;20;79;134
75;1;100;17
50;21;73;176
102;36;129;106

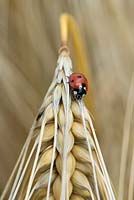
59;14;95;113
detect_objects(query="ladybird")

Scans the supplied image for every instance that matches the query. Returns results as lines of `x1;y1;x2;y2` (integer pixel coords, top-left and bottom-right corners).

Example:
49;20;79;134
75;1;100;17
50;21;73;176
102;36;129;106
68;73;88;100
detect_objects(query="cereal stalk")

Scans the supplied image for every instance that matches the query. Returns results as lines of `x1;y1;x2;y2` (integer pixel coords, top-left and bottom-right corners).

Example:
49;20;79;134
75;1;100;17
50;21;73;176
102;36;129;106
118;74;134;200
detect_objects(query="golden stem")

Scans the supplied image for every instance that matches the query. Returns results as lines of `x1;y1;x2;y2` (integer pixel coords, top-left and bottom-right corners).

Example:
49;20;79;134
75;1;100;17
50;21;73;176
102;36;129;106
60;13;69;45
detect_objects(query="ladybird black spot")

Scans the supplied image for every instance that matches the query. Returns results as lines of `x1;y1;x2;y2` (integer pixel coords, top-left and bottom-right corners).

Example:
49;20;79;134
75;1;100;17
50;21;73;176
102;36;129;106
77;75;82;78
82;83;86;87
71;80;74;82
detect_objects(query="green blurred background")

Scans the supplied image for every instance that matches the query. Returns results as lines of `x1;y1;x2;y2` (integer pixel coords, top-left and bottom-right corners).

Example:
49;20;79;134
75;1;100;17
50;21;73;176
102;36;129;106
0;0;134;196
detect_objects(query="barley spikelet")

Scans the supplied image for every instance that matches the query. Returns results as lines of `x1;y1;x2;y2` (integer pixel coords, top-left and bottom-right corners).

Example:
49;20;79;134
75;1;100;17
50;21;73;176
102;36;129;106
1;48;116;200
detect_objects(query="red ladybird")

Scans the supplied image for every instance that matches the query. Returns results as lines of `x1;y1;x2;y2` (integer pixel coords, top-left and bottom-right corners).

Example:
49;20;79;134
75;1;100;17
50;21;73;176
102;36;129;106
68;73;88;100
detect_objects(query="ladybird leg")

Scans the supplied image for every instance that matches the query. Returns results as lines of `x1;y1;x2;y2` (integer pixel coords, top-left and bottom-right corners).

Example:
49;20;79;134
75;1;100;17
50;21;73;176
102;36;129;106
76;94;82;100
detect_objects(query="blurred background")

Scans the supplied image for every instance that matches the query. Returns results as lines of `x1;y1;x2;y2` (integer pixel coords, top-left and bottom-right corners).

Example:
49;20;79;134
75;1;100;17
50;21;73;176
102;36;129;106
0;0;134;197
